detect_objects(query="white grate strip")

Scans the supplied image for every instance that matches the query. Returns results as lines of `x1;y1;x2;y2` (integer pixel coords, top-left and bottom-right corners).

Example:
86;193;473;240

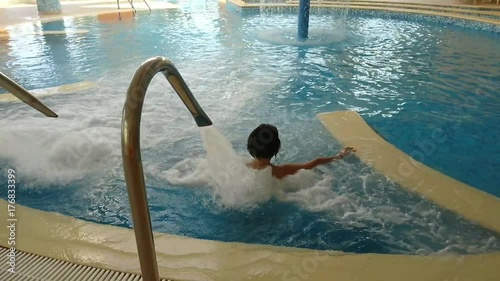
0;246;172;281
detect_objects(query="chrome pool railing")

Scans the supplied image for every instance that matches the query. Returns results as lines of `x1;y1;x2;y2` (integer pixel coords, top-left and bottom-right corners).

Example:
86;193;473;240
121;57;212;281
117;0;152;13
0;72;58;118
141;0;152;12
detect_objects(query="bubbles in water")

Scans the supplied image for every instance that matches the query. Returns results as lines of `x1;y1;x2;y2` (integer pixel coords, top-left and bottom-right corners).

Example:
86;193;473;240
255;27;348;47
164;126;278;209
160;125;500;255
0;105;120;186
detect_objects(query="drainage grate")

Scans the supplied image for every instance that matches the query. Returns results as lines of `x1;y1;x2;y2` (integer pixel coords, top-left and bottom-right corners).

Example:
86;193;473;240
1;246;172;281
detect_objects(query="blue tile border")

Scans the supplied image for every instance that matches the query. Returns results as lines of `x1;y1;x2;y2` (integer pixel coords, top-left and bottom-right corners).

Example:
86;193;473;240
347;8;500;33
226;2;500;33
243;0;500;12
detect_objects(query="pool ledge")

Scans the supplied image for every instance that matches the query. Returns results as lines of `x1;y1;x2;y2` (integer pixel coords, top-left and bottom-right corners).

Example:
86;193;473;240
0;81;97;102
317;110;500;234
226;0;500;28
1;199;499;280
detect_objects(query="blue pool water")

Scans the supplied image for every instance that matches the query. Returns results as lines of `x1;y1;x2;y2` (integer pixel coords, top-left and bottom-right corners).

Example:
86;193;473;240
1;1;499;254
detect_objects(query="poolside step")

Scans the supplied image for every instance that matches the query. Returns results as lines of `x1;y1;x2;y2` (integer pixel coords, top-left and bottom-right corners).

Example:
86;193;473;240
245;0;500;12
315;4;499;24
307;0;500;9
317;111;500;235
238;0;500;25
292;1;500;13
246;0;500;9
0;246;172;281
292;1;500;14
285;1;500;20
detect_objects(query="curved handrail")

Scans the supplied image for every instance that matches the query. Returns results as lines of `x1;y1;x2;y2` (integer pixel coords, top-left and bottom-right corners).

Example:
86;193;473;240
117;0;151;13
0;72;58;117
121;57;212;281
117;0;136;13
126;0;136;13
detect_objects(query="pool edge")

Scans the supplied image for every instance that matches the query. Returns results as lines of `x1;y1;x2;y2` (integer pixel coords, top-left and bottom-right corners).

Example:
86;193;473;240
0;81;97;102
225;0;500;32
1;199;500;280
0;1;179;30
317;110;500;235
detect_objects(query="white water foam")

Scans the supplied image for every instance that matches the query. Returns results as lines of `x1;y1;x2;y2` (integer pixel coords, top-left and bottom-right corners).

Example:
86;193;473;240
163;125;355;213
3;87;498;254
160;125;500;255
255;27;348;47
0;40;286;187
163;126;276;209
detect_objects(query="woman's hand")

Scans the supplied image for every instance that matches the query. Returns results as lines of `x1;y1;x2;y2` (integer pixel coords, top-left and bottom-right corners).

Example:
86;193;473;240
315;147;356;165
337;147;356;159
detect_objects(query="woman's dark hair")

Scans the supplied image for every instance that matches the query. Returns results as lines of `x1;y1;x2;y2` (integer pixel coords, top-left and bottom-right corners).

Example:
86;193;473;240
247;124;281;159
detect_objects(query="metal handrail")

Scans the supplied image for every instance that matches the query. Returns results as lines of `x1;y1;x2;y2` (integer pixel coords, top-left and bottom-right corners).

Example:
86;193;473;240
142;0;152;12
117;0;136;13
0;72;58;118
121;57;212;281
117;0;151;13
126;0;136;13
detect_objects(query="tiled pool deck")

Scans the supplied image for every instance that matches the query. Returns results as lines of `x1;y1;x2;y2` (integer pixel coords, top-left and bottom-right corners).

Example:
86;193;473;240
0;0;177;28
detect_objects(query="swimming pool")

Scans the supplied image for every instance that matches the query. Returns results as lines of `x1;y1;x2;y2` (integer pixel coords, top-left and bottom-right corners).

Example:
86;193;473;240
0;1;499;255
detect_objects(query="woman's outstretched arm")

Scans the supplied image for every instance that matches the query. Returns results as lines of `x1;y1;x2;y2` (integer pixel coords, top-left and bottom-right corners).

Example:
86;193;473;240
272;147;355;179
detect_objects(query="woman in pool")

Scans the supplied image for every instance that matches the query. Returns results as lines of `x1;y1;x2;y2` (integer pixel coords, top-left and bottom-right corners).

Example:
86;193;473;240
247;123;355;179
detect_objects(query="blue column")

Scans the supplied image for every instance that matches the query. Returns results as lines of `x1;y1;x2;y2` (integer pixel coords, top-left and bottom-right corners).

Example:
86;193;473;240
297;0;310;41
37;0;62;15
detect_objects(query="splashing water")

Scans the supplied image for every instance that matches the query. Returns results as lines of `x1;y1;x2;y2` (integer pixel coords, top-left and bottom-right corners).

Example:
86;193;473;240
164;125;351;212
1;5;499;254
165;126;275;209
161;125;500;255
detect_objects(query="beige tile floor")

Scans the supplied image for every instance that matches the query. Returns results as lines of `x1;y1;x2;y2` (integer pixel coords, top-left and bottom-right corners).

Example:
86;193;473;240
0;0;498;30
0;0;177;28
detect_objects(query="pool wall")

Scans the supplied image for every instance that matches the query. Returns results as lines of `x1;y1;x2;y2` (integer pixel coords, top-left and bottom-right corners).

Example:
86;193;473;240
318;111;500;235
225;0;500;32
